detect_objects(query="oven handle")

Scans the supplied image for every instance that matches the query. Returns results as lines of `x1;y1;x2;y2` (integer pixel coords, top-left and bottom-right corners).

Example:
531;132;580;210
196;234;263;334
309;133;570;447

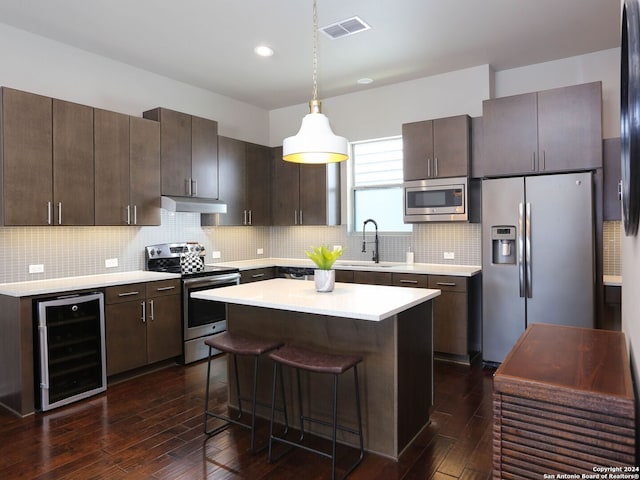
182;273;241;290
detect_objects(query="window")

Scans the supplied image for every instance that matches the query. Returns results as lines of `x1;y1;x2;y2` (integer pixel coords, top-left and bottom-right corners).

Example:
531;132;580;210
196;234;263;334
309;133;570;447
350;137;411;232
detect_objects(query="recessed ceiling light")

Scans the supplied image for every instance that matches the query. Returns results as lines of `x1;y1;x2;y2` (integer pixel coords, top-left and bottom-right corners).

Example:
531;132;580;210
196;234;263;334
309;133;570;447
254;45;274;57
357;78;374;85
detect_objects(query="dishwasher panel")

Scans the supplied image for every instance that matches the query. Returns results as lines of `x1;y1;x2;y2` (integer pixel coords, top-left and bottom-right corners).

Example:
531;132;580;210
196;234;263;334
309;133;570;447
35;292;106;411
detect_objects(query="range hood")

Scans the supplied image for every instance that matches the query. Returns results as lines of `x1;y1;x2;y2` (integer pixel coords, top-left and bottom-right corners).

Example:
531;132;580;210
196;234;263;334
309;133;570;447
161;196;227;214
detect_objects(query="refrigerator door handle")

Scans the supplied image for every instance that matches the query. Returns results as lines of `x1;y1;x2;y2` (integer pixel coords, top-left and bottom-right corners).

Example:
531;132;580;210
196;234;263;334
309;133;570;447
525;202;532;298
518;202;525;297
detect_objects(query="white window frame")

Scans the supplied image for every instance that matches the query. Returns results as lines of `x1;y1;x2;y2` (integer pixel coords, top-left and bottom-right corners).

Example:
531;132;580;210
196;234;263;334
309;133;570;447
347;136;412;234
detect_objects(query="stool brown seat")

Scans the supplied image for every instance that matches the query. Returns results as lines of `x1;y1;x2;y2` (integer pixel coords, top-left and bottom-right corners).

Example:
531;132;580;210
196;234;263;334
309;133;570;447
267;344;364;480
203;332;285;453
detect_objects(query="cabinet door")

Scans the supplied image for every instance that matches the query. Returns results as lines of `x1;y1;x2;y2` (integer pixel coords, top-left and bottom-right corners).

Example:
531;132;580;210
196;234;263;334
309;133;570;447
433;115;470;178
429;276;468;356
153;108;191;196
299;164;328;225
105;301;147;375
603;137;622;221
95;109;130;225
537;82;603;172
240;267;276;283
216;136;247;226
1;88;53;226
272;147;300;225
246;142;272;225
191;116;218;198
353;270;392;285
402;120;433;180
52;99;94;225
480;93;538;177
130;117;161;226
146;294;182;364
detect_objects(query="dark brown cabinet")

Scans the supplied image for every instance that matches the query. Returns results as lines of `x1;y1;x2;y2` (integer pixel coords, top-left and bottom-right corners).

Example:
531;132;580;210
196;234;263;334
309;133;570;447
271;146;340;226
353;270;392;285
403;115;470;180
603;137;622;221
0;88;94;226
203;136;272;226
240;267;276;283
95;110;161;226
479;82;602;177
143;108;218;198
105;279;181;376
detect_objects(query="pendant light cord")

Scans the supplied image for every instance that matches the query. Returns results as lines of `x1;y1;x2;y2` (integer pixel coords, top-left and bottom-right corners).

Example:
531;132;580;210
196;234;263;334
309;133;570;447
312;0;319;102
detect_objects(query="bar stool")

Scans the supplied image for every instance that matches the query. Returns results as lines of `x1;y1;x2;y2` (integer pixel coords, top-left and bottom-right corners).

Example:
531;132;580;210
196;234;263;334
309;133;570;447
203;332;286;453
267;344;364;480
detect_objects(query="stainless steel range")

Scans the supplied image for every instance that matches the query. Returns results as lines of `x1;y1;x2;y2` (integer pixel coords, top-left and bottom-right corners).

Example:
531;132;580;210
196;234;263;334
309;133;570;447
145;242;240;364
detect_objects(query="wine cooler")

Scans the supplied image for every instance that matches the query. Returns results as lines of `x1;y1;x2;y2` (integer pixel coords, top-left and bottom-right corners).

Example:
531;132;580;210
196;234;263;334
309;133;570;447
35;292;106;411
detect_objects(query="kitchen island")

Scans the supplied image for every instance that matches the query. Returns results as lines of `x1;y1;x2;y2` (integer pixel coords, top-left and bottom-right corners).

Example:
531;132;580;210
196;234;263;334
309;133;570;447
192;278;440;459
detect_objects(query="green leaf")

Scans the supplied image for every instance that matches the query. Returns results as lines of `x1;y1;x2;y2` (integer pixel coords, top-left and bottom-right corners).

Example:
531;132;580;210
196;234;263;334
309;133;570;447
304;245;343;270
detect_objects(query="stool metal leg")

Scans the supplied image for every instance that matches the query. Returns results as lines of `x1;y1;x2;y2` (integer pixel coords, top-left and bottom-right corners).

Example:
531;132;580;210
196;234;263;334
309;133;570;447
296;368;305;442
249;354;259;452
233;353;242;417
331;373;339;480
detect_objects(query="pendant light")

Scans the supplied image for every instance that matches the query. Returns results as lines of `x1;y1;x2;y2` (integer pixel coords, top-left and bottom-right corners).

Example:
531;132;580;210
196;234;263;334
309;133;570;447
282;0;349;164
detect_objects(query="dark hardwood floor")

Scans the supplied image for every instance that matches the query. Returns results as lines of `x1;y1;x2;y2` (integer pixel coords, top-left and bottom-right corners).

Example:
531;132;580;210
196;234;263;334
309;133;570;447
0;357;494;479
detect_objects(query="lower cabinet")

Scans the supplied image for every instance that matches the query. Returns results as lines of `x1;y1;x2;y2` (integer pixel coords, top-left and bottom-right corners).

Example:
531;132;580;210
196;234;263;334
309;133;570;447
105;279;181;376
391;272;480;364
240;267;276;283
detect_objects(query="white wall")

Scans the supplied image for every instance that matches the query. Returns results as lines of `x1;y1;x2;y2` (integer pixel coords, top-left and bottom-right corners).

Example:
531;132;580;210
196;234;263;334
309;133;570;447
269;64;492;146
0;23;270;144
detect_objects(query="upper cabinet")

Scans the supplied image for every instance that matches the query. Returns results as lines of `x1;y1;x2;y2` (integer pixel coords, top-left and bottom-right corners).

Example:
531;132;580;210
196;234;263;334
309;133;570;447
402;115;470;180
202;136;272;226
95;110;160;226
477;82;603;178
271;147;340;226
143;108;218;198
0;88;94;226
603;137;622;221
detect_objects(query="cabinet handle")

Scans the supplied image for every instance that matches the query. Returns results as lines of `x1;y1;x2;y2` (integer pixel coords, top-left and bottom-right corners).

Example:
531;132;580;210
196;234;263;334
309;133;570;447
427;158;431;177
243;210;248;225
133;205;137;225
185;178;192;196
434;157;439;177
248;210;252;225
541;150;546;171
192;179;197;197
126;205;131;225
400;279;418;284
299;210;303;225
436;282;457;287
251;273;265;278
155;285;176;291
47;201;52;225
531;152;536;171
141;301;146;323
58;202;62;225
118;291;140;297
149;299;154;321
294;210;298;225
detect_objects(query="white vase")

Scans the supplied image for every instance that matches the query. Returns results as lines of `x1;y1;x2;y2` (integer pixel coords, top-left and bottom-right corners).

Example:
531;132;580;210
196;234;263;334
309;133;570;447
314;269;335;292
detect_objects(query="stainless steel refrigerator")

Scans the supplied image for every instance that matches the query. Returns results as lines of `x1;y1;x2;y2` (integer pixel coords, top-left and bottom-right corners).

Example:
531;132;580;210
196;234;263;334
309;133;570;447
481;172;595;365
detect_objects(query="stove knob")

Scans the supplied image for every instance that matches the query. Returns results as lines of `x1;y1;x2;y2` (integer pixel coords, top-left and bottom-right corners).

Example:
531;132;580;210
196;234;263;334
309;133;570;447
156;249;162;255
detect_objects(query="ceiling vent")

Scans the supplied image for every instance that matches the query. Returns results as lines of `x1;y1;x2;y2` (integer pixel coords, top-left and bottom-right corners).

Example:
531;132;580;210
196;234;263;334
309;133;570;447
320;16;370;39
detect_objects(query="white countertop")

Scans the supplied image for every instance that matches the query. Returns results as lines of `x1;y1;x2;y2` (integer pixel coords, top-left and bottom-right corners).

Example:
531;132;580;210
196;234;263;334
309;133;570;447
210;257;481;277
0;271;180;297
604;275;622;287
191;277;440;321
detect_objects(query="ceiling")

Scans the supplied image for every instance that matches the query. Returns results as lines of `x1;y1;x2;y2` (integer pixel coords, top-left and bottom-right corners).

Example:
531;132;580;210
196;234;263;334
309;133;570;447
0;0;621;110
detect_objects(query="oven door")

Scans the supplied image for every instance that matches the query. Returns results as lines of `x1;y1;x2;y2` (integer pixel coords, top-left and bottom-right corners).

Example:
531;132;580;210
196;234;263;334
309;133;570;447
183;273;240;342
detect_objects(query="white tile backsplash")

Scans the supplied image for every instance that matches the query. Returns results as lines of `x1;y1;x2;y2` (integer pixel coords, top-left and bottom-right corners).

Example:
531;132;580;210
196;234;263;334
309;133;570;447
0;214;616;283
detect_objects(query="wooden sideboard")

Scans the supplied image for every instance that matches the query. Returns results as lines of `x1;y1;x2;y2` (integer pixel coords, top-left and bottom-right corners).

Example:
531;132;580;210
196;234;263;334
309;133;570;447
493;324;635;477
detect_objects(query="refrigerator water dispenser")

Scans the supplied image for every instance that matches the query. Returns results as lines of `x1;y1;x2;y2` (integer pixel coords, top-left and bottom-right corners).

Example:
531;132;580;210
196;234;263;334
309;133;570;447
491;226;516;264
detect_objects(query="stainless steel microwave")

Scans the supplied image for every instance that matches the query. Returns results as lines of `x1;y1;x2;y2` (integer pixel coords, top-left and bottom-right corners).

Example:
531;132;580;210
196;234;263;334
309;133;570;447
404;176;469;222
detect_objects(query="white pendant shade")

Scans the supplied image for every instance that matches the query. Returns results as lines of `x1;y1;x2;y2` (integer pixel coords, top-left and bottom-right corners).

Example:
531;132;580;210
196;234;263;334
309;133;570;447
283;110;348;164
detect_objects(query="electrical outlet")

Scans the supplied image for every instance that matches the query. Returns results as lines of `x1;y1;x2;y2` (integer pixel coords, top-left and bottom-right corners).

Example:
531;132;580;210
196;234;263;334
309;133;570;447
105;258;118;268
29;264;44;274
257;248;264;255
212;251;221;259
333;245;342;251
443;252;455;260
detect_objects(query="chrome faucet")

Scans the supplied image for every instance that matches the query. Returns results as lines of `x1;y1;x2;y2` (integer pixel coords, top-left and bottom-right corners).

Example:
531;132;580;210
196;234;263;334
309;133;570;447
362;218;379;263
